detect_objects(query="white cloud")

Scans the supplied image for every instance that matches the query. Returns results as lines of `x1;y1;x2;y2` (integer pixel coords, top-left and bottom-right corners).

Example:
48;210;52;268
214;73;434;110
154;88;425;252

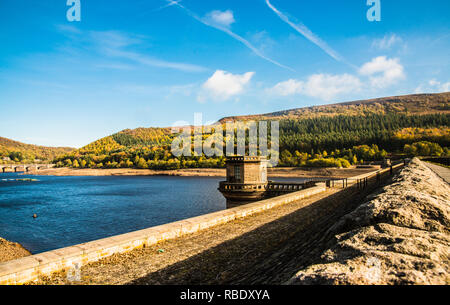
304;74;362;101
199;70;255;102
415;79;450;93
89;31;142;49
57;27;207;73
429;79;450;91
94;63;135;70
268;74;362;101
359;56;405;88
250;31;276;53
268;56;406;101
372;34;403;50
205;10;235;27
108;49;207;72
56;24;82;35
270;79;304;96
91;31;207;72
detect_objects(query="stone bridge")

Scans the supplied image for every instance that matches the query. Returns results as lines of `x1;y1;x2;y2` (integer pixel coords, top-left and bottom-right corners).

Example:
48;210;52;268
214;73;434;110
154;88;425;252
0;164;55;173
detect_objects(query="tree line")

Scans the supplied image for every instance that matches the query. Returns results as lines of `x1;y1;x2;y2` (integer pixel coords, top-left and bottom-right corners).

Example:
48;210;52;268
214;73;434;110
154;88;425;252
53;113;450;169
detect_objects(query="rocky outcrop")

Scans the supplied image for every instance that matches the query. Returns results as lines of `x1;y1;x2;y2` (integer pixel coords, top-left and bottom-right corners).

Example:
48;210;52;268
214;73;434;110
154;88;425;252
0;238;31;263
288;158;450;285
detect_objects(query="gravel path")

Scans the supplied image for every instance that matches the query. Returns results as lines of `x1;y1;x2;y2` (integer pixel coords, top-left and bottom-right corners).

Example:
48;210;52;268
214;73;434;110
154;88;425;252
425;162;450;184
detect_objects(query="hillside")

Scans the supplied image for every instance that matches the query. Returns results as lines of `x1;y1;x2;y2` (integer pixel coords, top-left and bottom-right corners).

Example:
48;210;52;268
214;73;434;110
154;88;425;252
55;92;450;169
219;92;450;122
0;137;74;163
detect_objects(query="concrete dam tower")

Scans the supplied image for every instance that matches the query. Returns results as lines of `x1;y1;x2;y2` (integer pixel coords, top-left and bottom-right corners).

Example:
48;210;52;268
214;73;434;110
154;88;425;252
218;156;269;207
219;156;319;207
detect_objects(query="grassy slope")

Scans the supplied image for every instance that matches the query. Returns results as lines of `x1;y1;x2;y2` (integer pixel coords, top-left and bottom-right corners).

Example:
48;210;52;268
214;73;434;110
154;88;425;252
0;137;74;162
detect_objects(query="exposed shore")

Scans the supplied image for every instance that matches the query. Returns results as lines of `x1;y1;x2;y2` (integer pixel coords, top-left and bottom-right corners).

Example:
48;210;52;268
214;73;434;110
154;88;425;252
0;238;31;263
24;166;376;179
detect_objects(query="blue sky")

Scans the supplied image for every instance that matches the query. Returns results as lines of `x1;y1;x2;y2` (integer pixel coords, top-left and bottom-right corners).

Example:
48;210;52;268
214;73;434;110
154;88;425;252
0;0;449;148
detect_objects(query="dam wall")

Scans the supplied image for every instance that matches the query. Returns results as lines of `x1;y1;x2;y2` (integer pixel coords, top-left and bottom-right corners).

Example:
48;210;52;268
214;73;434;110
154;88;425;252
288;159;449;285
0;162;405;285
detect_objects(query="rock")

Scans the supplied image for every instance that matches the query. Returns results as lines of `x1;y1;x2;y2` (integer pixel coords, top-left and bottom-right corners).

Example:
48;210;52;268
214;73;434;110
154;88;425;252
288;158;450;285
0;237;31;263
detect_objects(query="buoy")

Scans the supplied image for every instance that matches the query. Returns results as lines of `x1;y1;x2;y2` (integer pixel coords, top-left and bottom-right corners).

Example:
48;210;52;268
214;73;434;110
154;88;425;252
33;214;37;219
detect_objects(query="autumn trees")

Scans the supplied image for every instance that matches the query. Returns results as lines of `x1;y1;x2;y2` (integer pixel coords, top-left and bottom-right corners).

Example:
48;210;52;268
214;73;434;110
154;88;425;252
404;142;447;157
52;113;449;170
0;136;74;164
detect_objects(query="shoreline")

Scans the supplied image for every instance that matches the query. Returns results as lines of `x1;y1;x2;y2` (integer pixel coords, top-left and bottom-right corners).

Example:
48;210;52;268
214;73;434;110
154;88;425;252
0;238;31;263
22;166;377;179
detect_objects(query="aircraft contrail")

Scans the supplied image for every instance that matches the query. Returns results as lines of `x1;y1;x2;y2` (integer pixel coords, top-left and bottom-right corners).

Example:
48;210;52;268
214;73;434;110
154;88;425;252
154;0;182;12
165;0;294;71
265;0;344;62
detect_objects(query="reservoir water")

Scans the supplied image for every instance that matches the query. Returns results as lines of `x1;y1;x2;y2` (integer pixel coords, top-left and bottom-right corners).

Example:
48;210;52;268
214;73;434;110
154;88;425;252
0;173;226;254
0;172;309;254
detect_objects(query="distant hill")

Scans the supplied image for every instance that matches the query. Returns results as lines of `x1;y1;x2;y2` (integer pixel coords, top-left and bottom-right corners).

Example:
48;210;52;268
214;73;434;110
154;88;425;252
76;92;450;153
0;137;74;163
218;92;450;123
74;127;174;155
56;92;449;169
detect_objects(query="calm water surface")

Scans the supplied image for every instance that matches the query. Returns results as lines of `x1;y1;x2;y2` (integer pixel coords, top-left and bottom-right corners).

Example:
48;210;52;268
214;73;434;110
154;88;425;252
0;173;226;254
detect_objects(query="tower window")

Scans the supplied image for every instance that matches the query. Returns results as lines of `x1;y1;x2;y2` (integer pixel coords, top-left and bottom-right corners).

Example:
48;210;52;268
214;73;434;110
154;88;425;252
234;166;241;181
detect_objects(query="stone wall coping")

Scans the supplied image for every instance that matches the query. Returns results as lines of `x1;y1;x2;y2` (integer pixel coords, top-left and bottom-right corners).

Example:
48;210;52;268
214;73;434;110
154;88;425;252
347;163;403;181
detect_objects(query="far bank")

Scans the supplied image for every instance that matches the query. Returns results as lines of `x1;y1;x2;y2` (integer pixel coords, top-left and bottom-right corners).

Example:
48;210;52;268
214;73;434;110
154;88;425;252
23;166;377;179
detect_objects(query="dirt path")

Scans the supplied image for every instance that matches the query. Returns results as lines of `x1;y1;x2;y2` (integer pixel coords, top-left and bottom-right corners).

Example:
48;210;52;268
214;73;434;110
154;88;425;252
424;162;450;184
35;178;386;285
